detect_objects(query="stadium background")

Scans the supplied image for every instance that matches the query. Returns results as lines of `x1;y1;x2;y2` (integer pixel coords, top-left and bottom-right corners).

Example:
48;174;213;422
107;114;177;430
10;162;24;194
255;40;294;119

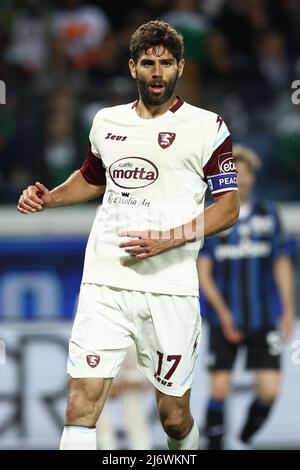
0;0;299;449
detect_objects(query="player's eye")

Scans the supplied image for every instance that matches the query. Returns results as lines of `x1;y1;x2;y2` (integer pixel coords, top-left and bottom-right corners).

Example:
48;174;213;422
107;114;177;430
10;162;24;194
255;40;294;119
140;60;154;67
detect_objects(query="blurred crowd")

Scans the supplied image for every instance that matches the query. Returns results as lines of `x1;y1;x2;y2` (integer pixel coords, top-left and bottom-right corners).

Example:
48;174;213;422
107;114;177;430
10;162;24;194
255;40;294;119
0;0;300;202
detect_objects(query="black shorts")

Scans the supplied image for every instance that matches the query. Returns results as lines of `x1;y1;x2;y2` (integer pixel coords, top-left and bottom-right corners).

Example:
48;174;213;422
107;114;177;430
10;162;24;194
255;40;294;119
207;327;282;371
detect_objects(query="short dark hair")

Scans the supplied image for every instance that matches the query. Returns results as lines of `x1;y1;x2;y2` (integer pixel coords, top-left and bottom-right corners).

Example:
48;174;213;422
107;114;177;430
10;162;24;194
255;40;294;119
130;20;184;63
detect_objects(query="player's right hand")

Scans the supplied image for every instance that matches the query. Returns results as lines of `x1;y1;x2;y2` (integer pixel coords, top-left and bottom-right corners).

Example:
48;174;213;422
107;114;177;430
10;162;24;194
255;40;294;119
17;182;52;214
221;315;244;344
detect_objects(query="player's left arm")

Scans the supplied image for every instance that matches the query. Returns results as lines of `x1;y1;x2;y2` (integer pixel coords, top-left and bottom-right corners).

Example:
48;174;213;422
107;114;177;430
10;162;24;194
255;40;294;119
274;256;295;342
271;211;295;342
119;116;239;258
118;191;239;258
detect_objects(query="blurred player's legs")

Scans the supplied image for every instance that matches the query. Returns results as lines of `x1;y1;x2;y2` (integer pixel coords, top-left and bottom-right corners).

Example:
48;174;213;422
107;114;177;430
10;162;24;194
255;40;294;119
205;371;231;450
204;326;283;450
118;345;152;449
205;370;281;450
96;345;152;450
121;388;152;449
237;370;281;446
96;407;117;450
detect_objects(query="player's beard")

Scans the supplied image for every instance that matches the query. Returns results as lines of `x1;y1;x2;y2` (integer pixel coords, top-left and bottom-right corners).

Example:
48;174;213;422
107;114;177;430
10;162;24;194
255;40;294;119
137;72;179;106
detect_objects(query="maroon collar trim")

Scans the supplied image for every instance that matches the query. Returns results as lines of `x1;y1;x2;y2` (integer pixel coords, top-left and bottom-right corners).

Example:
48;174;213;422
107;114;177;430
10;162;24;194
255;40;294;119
169;97;184;113
131;97;184;112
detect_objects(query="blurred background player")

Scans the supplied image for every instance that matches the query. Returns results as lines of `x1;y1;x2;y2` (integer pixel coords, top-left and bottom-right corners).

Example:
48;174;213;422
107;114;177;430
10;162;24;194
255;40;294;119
197;144;295;450
96;345;152;450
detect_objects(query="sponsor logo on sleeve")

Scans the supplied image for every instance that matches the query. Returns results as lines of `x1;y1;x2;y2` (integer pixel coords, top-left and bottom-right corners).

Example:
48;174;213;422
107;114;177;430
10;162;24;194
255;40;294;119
218;154;236;173
0;80;6;104
206;153;237;194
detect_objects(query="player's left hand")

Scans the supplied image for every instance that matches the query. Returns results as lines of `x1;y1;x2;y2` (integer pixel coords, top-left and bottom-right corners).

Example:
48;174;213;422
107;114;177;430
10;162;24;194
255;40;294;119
280;309;295;343
118;229;184;259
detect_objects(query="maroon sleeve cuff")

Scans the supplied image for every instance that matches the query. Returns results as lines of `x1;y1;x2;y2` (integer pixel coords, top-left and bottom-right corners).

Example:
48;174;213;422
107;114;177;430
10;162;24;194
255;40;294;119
80;144;106;185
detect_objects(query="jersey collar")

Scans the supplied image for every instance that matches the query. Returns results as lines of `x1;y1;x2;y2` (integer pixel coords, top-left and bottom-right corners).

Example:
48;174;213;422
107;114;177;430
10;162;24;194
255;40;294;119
131;96;184;114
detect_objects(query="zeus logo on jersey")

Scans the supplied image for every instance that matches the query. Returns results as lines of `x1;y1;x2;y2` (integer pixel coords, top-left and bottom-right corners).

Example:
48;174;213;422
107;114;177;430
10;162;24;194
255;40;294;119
105;132;127;141
109;157;159;189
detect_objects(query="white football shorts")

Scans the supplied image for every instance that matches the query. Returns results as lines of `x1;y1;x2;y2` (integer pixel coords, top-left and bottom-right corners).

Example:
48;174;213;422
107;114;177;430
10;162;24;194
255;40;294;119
67;283;201;397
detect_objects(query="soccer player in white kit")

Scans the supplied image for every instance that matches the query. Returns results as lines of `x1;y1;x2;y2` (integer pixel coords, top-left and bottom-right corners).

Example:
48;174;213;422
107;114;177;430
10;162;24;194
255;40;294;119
17;20;240;450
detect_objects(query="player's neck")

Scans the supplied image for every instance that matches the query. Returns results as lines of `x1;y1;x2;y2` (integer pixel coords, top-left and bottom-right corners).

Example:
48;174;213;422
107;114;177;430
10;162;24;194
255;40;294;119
136;94;178;119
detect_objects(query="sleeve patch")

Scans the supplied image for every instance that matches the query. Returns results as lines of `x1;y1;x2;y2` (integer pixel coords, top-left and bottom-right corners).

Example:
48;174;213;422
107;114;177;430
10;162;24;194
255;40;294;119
204;135;238;195
207;173;238;194
80;144;106;185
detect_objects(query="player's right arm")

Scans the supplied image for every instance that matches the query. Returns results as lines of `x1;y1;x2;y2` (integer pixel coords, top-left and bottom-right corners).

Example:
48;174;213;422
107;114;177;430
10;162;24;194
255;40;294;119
17;171;106;214
197;255;243;343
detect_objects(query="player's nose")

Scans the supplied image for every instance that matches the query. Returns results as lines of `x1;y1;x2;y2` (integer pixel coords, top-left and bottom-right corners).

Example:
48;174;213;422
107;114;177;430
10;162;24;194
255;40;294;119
152;62;163;77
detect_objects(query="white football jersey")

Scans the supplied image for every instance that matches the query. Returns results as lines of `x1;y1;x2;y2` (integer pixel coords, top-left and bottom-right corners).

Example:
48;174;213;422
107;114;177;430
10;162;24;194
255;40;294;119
80;99;237;296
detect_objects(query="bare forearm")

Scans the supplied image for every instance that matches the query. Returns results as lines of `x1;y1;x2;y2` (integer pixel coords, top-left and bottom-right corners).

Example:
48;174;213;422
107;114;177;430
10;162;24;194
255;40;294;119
274;256;295;313
203;281;231;319
203;193;240;237
118;192;239;259
171;191;239;245
197;257;244;342
197;259;231;321
48;170;106;208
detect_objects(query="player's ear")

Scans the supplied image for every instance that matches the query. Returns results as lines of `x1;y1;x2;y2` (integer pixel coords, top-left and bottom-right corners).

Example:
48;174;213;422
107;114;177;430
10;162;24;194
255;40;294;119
128;59;137;79
178;58;185;78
